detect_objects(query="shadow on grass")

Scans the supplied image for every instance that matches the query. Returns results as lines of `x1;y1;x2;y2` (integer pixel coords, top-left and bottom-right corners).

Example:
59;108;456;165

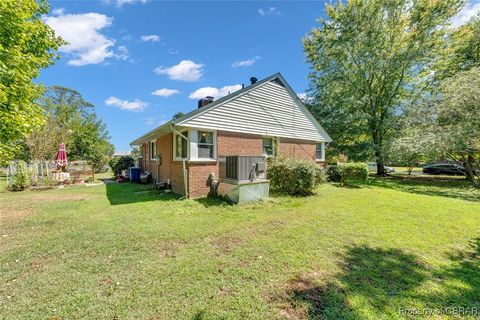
421;238;480;309
279;246;428;319
363;175;479;202
105;182;180;205
279;241;480;319
194;196;234;208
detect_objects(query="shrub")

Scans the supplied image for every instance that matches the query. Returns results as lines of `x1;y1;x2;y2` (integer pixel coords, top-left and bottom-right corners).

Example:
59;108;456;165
109;156;135;176
339;163;369;184
330;154;349;165
326;165;342;182
315;166;327;184
8;161;30;191
268;157;324;196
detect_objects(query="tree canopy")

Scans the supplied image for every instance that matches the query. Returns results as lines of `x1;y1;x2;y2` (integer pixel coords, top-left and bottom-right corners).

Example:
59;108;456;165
304;0;462;174
0;0;64;163
27;86;114;172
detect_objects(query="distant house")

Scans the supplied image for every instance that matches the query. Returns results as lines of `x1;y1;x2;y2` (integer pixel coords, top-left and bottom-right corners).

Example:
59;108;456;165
130;73;331;198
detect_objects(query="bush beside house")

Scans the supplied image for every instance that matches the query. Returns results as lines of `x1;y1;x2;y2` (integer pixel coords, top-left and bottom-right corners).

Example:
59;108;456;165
109;156;135;176
268;157;325;196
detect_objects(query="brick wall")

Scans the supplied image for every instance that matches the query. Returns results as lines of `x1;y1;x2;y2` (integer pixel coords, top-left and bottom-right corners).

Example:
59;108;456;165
217;131;263;156
138;131;321;198
278;138;316;161
188;162;218;198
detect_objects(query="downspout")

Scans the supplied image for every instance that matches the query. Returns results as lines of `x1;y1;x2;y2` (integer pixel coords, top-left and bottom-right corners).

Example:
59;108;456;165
170;123;190;199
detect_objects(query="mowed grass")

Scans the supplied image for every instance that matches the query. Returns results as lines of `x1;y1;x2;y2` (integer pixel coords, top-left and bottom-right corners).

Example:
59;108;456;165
1;177;479;319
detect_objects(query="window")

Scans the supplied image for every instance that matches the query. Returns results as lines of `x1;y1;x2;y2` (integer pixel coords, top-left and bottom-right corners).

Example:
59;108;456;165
175;131;188;159
197;131;214;159
263;138;274;156
316;143;324;160
150;140;157;160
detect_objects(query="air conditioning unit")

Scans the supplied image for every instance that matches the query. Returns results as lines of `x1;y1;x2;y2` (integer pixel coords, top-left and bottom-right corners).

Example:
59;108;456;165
219;155;266;182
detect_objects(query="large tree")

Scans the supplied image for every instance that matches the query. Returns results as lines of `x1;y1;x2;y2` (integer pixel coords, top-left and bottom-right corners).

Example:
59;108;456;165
434;67;480;185
27;86;114;171
0;0;63;163
304;0;461;174
435;13;480;80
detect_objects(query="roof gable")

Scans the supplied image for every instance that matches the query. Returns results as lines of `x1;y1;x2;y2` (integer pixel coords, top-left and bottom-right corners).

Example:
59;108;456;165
175;73;331;142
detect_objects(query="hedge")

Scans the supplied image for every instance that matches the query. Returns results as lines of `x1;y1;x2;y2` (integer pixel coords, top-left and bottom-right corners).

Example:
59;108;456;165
268;157;325;196
326;163;369;184
109;156;135;176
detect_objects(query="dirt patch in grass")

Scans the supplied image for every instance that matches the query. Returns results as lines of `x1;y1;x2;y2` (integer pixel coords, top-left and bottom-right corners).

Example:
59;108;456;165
0;193;94;224
0;207;34;223
271;271;348;320
25;193;93;202
157;238;188;258
210;235;245;255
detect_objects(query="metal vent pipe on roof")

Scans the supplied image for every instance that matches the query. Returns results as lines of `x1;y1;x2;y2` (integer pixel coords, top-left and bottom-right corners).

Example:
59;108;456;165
250;77;257;85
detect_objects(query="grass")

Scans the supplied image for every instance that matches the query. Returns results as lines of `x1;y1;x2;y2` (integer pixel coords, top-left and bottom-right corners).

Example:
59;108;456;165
1;176;479;319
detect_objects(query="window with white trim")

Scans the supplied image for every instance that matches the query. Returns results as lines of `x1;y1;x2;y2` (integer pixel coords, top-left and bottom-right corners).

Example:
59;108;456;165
175;131;188;159
197;131;214;159
263;138;274;156
316;143;324;160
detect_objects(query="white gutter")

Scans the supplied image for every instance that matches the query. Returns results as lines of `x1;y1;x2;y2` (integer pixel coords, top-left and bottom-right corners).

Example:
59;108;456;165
170;123;190;199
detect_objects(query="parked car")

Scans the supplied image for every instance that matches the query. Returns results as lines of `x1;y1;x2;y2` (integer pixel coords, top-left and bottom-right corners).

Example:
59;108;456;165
422;162;465;175
367;162;396;173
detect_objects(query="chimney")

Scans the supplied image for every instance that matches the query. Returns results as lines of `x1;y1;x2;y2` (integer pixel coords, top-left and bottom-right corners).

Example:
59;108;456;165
250;77;258;85
197;96;214;109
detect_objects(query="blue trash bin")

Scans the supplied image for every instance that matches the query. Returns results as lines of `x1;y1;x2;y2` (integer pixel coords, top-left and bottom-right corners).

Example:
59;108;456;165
129;167;141;182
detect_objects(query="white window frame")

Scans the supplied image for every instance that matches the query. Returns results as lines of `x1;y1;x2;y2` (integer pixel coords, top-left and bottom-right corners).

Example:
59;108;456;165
262;137;275;157
173;130;189;161
195;130;216;161
150;140;157;160
316;142;325;161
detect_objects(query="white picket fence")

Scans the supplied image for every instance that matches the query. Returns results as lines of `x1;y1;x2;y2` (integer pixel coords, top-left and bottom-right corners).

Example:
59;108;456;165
6;161;54;189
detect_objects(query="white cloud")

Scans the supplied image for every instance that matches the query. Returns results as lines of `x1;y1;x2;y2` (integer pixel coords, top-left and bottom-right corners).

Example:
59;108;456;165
451;1;480;27
151;88;180;97
105;96;148;112
188;85;243;100
257;7;282;16
44;11;122;66
232;56;261;68
114;46;129;61
140;34;160;42
52;8;65;15
154;60;204;82
297;92;307;101
108;0;148;8
297;92;313;103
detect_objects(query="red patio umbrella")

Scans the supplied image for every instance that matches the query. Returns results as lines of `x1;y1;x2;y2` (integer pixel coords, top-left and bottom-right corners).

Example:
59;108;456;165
55;143;68;170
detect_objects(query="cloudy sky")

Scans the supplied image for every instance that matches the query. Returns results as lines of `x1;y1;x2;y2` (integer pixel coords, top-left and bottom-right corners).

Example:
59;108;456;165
39;0;480;152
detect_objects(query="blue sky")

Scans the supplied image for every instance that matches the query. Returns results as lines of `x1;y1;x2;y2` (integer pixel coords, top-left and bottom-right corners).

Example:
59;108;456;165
39;0;480;153
40;0;329;153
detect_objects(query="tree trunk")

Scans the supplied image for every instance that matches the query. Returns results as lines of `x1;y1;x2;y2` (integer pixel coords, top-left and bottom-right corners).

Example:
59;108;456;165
372;131;386;176
376;152;386;176
465;153;477;186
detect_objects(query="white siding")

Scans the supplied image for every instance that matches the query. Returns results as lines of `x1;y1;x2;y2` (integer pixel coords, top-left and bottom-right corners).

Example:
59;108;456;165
177;80;331;142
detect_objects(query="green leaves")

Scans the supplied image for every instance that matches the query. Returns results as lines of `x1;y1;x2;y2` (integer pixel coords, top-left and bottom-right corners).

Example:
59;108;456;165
304;0;462;170
0;0;64;163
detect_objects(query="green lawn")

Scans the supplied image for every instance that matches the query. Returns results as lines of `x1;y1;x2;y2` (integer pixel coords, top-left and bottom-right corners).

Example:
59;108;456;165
1;177;479;319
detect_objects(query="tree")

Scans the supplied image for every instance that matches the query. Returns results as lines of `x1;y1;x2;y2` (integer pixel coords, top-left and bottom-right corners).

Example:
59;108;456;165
435;13;480;80
304;0;462;175
434;67;480;185
172;112;185;120
26;86;114;172
0;0;64;163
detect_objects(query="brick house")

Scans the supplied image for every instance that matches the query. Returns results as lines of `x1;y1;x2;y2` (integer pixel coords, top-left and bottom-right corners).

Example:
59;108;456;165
130;73;331;198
